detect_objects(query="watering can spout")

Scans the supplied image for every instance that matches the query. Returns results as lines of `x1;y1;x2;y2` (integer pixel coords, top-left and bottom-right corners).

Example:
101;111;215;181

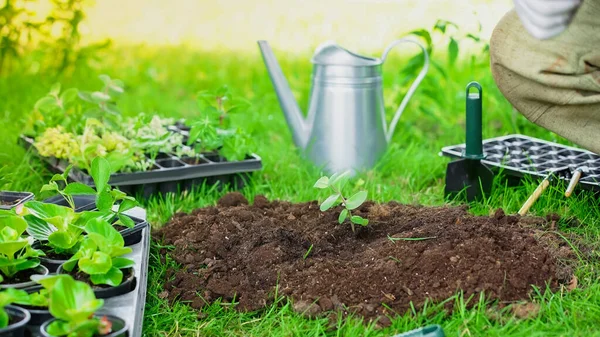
257;40;309;149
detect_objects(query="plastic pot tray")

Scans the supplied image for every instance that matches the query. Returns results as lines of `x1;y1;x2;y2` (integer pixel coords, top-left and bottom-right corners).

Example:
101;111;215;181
0;191;34;210
24;197;150;337
440;134;600;191
19;125;262;197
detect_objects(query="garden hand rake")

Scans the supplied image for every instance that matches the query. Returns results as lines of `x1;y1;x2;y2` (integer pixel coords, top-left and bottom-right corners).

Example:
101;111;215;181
518;167;571;215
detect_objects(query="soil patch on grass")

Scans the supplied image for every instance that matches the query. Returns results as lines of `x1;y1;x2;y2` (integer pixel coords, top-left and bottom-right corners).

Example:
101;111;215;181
154;193;578;324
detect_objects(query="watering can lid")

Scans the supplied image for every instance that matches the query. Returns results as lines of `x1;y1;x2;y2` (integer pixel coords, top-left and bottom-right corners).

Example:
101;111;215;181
311;41;381;66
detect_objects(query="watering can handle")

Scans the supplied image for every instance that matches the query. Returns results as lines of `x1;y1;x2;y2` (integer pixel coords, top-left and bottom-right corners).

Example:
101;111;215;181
381;38;430;143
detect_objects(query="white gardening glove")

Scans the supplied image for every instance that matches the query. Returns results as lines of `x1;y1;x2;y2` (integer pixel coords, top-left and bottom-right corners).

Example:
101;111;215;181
513;0;583;39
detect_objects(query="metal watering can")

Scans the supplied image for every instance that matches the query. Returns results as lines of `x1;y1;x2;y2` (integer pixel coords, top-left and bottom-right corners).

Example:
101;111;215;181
257;38;429;173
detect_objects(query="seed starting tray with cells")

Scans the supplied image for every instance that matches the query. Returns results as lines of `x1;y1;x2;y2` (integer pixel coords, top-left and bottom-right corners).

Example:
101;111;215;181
440;134;600;191
18;124;263;197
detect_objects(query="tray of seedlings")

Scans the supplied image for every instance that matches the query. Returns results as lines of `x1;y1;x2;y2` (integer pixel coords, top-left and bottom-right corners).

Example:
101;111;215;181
18;77;262;198
441;134;600;192
0;157;150;337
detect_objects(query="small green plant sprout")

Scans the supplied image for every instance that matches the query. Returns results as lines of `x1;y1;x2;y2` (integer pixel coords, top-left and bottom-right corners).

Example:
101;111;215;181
62;218;134;287
0;214;44;283
78;74;125;130
313;171;369;233
30;83;81;135
197;85;251;128
89;157;139;229
0;288;30;328
37;157;138;229
44;275;112;337
187;116;222;154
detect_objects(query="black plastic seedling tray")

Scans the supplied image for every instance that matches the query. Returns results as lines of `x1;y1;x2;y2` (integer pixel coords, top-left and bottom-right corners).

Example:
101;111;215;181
0;191;34;210
441;134;600;191
19;125;262;198
22;196;150;337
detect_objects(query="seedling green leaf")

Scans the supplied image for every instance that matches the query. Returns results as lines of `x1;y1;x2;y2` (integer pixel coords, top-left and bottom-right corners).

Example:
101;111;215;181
63;183;96;195
338;209;348;224
91;157;111;193
313;176;329;189
79;252;112;274
96;191;112;212
320;194;340;211
345;191;367;210
350;216;369;226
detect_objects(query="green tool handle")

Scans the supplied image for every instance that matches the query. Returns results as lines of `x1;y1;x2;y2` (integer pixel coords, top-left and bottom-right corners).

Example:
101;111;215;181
464;81;484;160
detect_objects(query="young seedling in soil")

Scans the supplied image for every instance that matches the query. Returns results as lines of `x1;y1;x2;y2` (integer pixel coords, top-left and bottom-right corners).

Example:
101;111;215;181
24;157;139;257
62;218;134;287
43;275;114;337
313;171;368;233
0;214;44;283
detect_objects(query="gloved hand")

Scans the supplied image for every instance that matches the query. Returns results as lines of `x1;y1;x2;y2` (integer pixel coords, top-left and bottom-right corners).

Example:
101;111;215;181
513;0;583;39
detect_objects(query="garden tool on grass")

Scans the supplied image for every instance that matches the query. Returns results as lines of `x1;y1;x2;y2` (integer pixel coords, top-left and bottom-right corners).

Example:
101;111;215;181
518;166;571;215
444;82;494;202
565;166;589;197
257;38;429;174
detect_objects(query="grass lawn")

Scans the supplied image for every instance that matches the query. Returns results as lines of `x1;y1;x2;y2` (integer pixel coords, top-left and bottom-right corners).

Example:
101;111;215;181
1;36;600;336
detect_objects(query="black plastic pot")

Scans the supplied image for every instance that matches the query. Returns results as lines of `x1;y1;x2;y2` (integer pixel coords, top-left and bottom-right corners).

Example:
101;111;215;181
41;194;97;212
0;191;34;211
39;314;128;337
0;265;49;290
119;218;148;247
10;285;52;327
0;305;31;337
56;264;137;300
31;242;71;273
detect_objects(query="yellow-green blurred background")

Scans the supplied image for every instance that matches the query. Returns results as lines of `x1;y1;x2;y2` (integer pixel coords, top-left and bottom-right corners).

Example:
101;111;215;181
29;0;513;53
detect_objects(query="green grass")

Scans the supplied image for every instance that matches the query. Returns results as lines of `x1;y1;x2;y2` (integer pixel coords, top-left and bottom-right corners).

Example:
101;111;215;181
1;42;600;336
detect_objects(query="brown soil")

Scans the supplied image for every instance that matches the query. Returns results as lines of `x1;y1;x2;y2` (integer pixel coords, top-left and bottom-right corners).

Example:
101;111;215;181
67;267;134;290
114;224;128;232
154;192;579;324
2;268;38;284
38;245;72;261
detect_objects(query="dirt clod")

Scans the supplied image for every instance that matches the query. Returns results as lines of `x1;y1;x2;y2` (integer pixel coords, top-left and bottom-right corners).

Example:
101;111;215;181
511;302;540;319
216;192;248;207
154;193;577;323
293;300;321;318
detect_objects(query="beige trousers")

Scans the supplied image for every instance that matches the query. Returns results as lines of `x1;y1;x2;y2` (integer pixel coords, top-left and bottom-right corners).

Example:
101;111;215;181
490;0;600;154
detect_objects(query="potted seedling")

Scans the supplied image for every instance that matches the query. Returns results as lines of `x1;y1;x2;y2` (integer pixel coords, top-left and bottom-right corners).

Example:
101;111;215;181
24;158;140;272
0;213;48;288
9;275;71;326
57;218;136;299
0;288;31;337
39;275;128;337
314;171;369;233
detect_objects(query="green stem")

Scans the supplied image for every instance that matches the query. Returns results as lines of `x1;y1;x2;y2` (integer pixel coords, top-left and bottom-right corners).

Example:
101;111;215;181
329;185;354;232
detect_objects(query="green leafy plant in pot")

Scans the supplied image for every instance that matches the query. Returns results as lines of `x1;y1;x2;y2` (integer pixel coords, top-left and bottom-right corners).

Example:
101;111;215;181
9;275;72;326
39;275;128;337
0;213;48;288
23;158;138;272
58;218;135;298
0;288;31;336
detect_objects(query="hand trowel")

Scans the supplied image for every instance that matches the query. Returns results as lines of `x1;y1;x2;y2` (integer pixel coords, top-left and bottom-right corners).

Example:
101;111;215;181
444;81;494;202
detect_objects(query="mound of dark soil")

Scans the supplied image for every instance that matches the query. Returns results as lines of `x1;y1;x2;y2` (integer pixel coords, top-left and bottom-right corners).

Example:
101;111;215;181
154;192;577;324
